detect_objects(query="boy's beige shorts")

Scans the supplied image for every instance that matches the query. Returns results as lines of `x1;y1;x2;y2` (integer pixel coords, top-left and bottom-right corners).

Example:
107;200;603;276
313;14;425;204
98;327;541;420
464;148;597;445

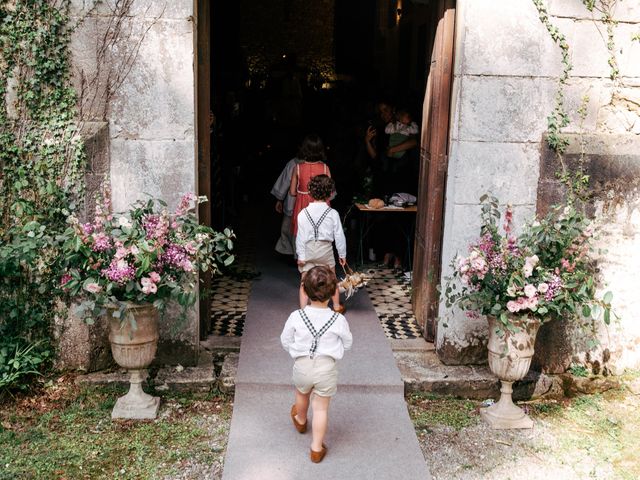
298;240;335;273
292;355;338;397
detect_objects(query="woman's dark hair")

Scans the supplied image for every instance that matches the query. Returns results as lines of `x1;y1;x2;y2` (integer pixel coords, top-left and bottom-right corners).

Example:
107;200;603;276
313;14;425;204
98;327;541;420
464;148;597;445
303;266;337;302
298;134;326;163
308;174;334;201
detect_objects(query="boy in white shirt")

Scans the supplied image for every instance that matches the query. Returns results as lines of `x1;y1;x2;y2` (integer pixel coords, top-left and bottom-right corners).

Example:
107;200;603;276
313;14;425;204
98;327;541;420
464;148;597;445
280;266;353;463
295;174;347;313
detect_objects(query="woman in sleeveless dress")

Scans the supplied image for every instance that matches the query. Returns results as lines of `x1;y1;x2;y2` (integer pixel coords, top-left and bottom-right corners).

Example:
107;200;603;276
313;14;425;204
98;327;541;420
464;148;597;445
289;134;332;235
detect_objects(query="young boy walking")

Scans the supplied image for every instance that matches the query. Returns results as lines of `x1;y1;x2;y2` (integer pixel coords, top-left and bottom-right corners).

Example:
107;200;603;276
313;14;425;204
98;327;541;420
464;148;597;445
295;174;346;312
280;265;353;463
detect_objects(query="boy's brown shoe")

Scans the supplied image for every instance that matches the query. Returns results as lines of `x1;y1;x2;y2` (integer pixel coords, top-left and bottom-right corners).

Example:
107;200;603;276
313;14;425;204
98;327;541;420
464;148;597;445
310;444;327;463
290;405;307;433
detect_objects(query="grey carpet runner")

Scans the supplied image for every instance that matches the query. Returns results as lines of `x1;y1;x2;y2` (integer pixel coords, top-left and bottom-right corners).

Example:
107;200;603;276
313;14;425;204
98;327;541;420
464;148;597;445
222;244;430;479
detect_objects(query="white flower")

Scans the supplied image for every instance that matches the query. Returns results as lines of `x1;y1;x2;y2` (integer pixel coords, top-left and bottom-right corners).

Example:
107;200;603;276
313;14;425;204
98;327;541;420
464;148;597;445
524;284;537;298
523;264;533;278
538;283;549;293
129;245;139;255
118;216;132;229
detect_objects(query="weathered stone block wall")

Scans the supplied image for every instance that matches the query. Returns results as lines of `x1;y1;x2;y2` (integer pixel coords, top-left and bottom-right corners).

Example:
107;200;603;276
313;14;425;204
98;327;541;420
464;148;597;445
66;0;200;367
535;134;640;374
438;0;640;368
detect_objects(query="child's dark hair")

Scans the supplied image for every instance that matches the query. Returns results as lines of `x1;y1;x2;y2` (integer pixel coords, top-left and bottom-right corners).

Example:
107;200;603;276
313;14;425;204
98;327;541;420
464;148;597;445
303;266;338;302
396;107;411;118
308;174;334;201
298;134;326;163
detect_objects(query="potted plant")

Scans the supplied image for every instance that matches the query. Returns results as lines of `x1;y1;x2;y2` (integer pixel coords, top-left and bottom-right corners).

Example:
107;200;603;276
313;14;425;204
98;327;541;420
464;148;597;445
58;185;234;419
444;195;612;428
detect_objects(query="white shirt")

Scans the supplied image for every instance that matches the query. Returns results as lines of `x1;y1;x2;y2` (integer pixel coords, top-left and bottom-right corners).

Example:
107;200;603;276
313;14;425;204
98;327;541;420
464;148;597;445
385;120;419;136
280;306;353;360
295;202;347;261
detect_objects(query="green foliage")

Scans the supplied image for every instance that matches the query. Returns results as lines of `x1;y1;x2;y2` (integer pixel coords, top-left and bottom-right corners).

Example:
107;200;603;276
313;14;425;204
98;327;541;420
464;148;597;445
0;1;86;391
532;0;572;155
0;340;52;391
58;189;235;326
582;0;619;81
444;196;613;333
569;363;590;377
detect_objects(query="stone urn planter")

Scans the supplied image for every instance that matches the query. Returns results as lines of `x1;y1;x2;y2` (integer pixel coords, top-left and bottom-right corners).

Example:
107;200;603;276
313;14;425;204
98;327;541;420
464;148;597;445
108;303;160;420
480;315;540;429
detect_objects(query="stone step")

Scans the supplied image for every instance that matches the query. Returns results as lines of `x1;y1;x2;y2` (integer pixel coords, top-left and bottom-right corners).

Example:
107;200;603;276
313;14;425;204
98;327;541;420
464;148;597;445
76;345;621;400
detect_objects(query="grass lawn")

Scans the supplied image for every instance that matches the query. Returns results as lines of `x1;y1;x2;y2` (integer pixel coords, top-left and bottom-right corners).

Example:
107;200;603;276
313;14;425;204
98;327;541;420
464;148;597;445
0;376;232;480
407;373;640;480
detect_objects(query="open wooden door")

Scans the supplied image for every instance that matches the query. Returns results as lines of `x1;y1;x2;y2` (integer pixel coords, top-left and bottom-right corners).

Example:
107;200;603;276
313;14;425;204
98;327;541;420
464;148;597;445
412;0;455;341
196;0;212;339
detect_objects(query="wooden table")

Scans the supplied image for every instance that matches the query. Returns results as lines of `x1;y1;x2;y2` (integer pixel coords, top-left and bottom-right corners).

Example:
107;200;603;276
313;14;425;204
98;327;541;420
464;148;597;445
354;203;417;267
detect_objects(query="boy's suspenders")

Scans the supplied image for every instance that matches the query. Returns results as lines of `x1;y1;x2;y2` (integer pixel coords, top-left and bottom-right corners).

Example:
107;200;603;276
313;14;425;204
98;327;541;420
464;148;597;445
298;309;339;358
303;207;331;241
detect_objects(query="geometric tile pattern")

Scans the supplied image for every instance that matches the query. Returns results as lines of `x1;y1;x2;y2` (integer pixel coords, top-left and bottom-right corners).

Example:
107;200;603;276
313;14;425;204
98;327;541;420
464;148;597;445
210;275;251;336
365;266;422;339
209;214;257;337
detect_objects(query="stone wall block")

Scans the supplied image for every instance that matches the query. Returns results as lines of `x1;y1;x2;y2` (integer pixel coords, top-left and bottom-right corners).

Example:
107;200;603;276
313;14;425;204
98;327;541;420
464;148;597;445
70;0;192;21
616;23;640;79
108;18;195;141
561;79;612;133
54;303;113;372
462;0;565;77
80;122;110;222
457;76;556;142
109;138;195;212
450;141;541;205
548;0;640;22
570;20;614;78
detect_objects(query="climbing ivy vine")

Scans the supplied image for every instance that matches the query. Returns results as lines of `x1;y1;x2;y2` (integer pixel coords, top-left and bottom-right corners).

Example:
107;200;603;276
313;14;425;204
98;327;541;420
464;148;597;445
532;0;572;155
532;0;627;203
0;0;86;390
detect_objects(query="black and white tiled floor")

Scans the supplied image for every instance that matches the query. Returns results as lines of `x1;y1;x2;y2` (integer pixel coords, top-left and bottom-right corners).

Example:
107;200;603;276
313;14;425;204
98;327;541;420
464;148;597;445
210;258;421;340
364;266;422;339
210;219;256;337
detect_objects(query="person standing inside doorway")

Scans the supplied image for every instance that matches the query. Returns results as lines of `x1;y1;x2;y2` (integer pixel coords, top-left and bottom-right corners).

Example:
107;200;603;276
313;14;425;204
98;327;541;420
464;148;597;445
289;134;332;236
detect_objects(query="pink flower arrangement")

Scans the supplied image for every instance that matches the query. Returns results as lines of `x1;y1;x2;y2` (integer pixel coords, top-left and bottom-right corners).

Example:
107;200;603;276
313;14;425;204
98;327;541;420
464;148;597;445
59;184;235;324
444;195;613;329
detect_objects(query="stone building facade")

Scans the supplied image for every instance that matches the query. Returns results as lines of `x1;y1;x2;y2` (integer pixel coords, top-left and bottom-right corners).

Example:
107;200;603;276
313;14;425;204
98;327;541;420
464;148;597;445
60;0;640;373
438;0;640;373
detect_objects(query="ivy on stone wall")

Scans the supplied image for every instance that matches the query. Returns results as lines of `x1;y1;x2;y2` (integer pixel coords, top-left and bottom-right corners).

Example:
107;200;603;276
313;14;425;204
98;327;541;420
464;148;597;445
532;0;627;201
582;0;620;82
0;0;86;390
532;0;572;155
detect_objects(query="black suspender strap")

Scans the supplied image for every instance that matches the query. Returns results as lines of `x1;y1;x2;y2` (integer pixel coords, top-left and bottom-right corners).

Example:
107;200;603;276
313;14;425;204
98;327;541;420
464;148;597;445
303;207;332;241
298;309;339;358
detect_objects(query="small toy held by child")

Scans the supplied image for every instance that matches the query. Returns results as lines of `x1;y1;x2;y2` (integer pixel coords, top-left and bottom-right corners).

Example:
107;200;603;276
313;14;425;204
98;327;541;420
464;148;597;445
295;174;346;313
280;265;353;463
